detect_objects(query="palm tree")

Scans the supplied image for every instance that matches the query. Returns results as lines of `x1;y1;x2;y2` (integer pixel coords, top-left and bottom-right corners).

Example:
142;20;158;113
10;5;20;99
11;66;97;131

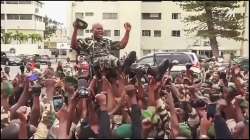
28;33;43;44
29;33;37;44
21;34;29;43
18;32;28;44
2;32;13;44
12;31;22;44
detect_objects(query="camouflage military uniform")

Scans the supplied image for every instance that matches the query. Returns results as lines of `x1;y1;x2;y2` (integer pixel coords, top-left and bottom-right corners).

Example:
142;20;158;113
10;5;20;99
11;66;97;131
76;37;121;68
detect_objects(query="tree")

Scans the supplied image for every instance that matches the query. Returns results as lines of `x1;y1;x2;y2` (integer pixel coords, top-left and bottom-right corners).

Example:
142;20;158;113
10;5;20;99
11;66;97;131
12;31;22;44
28;33;42;44
13;31;25;44
1;32;13;44
178;1;246;58
44;15;57;40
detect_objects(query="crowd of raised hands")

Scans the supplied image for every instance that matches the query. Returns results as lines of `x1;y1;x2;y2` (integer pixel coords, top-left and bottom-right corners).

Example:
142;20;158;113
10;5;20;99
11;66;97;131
1;53;249;139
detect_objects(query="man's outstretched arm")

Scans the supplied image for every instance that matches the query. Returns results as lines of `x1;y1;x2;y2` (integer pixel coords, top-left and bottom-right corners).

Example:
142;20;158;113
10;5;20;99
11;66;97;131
71;23;79;50
119;22;131;49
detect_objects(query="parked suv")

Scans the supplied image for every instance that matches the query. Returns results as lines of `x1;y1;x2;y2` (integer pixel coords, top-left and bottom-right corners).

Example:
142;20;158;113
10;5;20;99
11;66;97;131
136;52;196;66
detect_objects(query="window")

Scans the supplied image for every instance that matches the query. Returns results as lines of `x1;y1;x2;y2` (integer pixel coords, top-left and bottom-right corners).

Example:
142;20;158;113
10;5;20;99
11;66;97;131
104;30;111;37
1;14;5;20
19;1;31;4
143;50;151;55
103;13;118;19
114;30;120;36
203;41;210;46
75;12;84;19
7;14;19;20
171;30;180;37
142;30;151;36
6;1;18;4
138;57;153;64
172;13;181;19
154;30;161;37
20;14;32;20
85;12;94;16
142;13;161;20
35;15;43;22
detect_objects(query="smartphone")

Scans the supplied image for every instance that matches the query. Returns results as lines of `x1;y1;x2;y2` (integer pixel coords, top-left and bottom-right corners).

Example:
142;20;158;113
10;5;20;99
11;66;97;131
53;96;64;112
207;103;216;119
28;74;39;81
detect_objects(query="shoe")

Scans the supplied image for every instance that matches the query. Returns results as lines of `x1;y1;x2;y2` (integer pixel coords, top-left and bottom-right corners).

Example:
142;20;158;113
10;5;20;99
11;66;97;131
148;59;169;81
122;51;137;74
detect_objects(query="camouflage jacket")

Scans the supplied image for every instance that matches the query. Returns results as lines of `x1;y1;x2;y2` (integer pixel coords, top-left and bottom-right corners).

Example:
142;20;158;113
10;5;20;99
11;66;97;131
76;37;121;64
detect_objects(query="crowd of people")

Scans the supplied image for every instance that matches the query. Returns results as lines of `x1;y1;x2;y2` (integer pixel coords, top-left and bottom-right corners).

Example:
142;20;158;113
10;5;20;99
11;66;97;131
1;19;249;139
1;52;249;139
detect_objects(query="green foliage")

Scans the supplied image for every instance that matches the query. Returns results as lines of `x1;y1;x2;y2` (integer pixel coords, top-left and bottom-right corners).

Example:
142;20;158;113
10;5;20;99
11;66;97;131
44;16;58;40
1;32;42;44
2;32;13;44
179;1;246;41
28;33;43;44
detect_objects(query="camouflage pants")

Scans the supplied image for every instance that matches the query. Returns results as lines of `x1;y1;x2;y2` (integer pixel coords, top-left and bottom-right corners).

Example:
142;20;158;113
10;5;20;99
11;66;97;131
92;54;119;69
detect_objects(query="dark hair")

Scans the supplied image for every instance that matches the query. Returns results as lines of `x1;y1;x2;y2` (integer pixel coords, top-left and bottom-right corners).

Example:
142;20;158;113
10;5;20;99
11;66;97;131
1;121;36;139
20;65;25;73
65;76;78;89
192;99;207;108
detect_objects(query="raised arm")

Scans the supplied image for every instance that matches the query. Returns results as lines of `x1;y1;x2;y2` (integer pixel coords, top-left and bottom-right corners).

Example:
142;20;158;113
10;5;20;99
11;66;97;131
71;22;80;50
119;22;131;49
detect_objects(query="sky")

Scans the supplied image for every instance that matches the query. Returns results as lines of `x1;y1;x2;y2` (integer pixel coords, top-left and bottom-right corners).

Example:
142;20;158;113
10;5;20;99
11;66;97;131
42;1;70;27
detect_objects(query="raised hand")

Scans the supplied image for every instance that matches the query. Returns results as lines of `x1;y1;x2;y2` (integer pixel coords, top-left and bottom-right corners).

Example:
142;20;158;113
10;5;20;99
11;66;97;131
200;111;213;135
16;106;30;122
124;22;131;32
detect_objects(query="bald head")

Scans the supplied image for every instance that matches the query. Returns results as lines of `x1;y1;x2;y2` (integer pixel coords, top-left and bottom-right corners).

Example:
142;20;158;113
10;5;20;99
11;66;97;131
92;23;103;30
91;23;104;40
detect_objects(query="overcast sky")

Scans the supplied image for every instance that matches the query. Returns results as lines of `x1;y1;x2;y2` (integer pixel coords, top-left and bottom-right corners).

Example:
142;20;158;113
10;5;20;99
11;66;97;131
42;1;70;27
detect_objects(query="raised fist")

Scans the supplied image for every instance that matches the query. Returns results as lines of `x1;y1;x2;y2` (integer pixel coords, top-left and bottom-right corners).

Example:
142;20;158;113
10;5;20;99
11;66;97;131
124;22;131;32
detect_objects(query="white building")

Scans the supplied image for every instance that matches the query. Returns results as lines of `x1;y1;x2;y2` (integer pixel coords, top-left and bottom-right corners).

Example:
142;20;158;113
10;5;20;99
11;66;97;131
1;1;45;38
68;1;248;58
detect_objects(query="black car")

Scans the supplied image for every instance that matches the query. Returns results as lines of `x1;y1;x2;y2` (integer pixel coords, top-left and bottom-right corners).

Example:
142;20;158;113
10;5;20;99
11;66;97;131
135;52;193;66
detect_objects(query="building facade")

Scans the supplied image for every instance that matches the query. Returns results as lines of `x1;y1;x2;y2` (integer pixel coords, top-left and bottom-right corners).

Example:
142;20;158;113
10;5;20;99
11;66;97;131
68;1;248;58
1;1;45;39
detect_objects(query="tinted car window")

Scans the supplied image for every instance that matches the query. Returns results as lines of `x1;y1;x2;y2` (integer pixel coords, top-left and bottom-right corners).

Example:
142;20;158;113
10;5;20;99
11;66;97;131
138;57;154;64
138;53;192;65
156;54;192;64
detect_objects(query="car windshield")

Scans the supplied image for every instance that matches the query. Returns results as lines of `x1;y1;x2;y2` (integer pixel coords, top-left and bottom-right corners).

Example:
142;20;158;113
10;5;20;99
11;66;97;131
138;53;192;65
